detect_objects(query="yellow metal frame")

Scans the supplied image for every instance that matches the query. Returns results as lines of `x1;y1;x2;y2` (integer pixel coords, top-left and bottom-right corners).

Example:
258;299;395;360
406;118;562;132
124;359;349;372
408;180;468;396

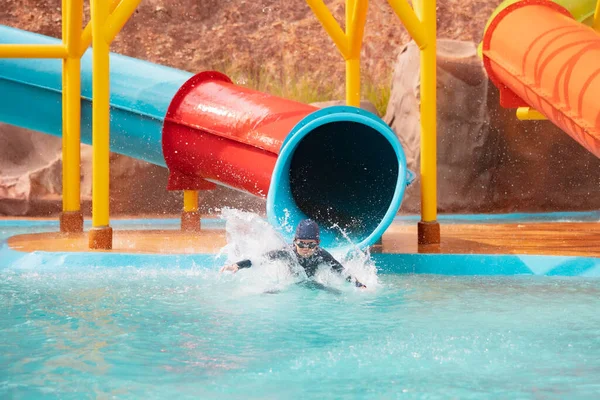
0;0;140;249
91;0;111;230
305;0;368;106
62;0;83;214
307;0;439;243
409;0;438;227
183;190;199;213
0;44;67;58
1;0;440;246
516;107;548;121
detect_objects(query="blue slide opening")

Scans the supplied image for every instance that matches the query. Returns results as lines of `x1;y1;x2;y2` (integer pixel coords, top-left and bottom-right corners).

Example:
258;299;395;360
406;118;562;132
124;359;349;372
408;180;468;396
267;106;408;251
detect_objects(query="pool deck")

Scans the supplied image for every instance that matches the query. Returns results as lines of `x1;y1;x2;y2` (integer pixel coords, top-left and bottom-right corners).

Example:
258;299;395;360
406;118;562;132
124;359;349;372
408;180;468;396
6;221;600;257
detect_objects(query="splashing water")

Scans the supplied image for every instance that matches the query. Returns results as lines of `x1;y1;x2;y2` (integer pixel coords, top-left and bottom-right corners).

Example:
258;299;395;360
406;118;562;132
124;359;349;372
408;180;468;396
216;208;380;294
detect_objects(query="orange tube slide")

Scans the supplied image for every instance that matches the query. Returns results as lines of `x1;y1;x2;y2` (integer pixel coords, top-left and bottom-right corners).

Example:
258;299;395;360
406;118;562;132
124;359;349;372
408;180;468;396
482;0;600;157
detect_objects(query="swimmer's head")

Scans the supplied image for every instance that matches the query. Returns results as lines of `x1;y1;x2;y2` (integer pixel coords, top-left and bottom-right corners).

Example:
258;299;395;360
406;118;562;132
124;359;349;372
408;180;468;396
294;219;319;257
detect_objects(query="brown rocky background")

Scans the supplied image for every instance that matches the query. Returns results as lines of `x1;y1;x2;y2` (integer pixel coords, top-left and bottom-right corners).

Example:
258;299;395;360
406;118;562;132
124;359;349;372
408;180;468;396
1;0;599;217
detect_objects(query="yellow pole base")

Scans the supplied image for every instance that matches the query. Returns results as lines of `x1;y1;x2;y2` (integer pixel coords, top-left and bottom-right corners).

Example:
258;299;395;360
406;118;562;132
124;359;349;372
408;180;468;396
89;226;113;250
418;220;440;245
181;211;201;232
59;211;84;233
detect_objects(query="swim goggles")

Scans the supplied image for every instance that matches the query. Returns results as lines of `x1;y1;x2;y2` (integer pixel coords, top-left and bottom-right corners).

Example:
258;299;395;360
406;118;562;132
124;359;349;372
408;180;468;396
295;240;318;249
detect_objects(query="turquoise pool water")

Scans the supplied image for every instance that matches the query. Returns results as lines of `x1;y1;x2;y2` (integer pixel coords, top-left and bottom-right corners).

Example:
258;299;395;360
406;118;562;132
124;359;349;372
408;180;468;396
1;214;600;399
2;267;600;399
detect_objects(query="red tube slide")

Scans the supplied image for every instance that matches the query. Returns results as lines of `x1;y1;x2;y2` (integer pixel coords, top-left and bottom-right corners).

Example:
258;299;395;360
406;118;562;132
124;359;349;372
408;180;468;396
161;71;409;249
162;71;317;194
482;0;600;157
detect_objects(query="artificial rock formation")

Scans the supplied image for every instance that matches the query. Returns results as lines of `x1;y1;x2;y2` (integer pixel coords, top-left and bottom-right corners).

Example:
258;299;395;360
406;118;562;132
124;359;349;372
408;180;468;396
0;124;63;215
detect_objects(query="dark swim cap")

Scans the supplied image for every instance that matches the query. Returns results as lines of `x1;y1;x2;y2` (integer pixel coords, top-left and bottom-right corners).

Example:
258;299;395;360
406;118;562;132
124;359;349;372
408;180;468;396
295;219;320;241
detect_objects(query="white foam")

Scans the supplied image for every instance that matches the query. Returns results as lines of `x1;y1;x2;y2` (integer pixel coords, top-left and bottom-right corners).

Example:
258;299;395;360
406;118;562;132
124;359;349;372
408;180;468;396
217;208;381;293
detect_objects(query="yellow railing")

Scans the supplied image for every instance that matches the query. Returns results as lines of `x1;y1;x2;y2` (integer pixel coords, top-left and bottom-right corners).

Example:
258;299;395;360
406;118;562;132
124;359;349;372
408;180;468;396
0;0;140;249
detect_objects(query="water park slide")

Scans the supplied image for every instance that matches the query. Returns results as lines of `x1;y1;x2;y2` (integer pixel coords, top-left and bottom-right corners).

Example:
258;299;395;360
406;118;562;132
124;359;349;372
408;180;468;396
0;25;410;250
481;0;600;158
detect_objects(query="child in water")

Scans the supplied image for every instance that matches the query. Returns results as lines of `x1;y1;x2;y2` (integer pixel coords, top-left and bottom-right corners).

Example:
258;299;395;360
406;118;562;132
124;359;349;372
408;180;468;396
220;219;366;289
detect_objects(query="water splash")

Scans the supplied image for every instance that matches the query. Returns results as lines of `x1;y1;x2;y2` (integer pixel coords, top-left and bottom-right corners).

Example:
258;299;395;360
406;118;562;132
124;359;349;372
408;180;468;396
216;208;298;294
327;222;381;291
217;208;380;293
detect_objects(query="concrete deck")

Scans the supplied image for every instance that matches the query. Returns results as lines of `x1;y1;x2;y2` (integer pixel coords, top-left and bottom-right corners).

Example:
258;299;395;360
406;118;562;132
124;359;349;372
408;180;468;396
7;222;600;257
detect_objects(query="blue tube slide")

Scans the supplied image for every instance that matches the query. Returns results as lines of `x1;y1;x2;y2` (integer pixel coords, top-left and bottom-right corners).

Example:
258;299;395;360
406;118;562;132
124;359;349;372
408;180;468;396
268;106;409;249
0;25;191;166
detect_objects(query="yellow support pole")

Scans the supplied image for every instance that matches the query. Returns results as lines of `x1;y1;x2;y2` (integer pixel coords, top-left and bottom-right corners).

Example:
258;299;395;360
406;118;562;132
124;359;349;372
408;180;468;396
516;107;547;120
348;0;368;57
415;0;440;245
183;190;199;212
89;0;113;249
593;0;600;31
346;0;359;106
181;190;201;232
345;0;368;107
79;0;121;57
386;0;428;49
104;0;143;43
345;58;361;107
60;0;84;233
0;44;67;58
305;0;351;58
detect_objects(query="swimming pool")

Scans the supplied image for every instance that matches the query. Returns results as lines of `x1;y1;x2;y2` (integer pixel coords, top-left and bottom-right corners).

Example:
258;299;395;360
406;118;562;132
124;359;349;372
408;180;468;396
1;215;600;399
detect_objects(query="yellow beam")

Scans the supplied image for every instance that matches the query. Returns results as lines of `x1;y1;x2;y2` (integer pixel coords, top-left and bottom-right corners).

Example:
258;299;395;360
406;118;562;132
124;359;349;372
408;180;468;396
62;0;84;213
345;58;360;106
593;0;600;31
91;0;111;229
348;0;368;57
104;0;143;43
516;107;548;120
62;0;67;157
305;0;351;58
416;0;437;224
346;0;355;30
0;44;67;58
344;0;358;106
386;0;428;49
345;0;368;106
79;0;121;56
183;190;199;212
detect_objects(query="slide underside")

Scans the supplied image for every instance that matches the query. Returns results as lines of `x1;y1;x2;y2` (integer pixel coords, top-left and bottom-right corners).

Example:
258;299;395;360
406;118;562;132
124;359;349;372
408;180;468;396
482;0;600;158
